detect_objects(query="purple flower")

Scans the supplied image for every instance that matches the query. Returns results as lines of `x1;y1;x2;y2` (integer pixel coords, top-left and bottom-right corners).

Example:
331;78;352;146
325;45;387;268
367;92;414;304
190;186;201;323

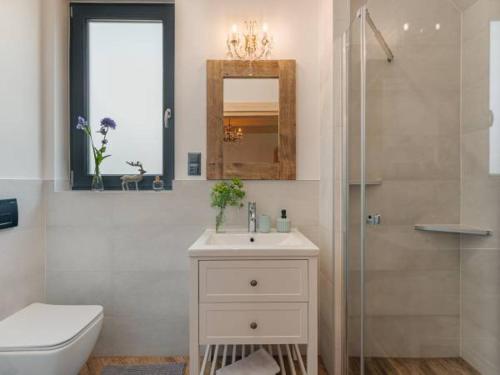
76;116;88;130
100;117;117;129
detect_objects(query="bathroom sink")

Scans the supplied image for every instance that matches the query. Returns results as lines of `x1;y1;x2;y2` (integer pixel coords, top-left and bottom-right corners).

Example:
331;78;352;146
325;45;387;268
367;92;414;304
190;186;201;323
189;229;319;257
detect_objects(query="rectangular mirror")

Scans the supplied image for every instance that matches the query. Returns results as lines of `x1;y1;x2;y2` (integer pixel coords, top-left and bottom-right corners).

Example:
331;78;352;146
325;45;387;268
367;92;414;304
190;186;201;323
223;79;279;166
207;60;296;180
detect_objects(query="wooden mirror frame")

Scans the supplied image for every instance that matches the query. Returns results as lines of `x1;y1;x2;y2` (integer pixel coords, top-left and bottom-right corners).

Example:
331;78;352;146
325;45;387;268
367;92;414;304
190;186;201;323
207;60;296;180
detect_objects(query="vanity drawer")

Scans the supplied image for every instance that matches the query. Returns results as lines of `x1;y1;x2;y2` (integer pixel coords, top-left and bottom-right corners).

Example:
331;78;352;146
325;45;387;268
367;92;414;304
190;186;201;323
199;260;308;302
199;303;308;344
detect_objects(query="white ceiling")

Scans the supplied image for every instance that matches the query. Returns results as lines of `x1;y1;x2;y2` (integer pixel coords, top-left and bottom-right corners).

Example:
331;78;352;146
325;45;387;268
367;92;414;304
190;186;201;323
450;0;479;11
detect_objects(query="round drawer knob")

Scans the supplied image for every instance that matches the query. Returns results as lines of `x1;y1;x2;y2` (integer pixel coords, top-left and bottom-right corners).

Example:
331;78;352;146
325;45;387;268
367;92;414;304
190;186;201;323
250;280;258;287
250;322;258;330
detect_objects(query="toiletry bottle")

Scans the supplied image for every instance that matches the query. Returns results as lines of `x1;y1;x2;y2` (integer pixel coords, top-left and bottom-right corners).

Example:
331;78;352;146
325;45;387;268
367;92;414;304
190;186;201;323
276;209;291;233
259;214;271;233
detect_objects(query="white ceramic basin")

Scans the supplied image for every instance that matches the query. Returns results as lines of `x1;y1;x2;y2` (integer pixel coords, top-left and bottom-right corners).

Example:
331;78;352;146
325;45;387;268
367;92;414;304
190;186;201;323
189;229;319;257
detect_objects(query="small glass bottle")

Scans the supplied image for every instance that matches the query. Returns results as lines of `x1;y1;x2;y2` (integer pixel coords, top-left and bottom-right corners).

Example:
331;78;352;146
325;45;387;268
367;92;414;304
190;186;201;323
152;176;165;191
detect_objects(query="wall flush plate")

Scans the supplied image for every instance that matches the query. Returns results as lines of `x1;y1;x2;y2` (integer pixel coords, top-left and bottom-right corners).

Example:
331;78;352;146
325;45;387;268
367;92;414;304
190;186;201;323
0;199;18;230
188;153;202;176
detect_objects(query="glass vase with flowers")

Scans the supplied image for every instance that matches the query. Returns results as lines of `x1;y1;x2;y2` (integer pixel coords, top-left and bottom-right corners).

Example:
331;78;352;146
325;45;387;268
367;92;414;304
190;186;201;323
76;116;117;191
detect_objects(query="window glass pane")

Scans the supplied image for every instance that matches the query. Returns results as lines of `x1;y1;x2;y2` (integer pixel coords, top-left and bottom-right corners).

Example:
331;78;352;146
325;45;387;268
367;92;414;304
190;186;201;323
88;21;163;175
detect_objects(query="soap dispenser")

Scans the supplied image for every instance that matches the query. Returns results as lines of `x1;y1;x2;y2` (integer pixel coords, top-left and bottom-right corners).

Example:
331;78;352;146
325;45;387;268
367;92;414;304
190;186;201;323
276;209;291;233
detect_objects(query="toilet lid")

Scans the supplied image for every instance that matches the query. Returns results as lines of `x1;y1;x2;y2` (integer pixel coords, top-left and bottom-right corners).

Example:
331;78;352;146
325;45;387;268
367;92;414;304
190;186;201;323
0;303;103;351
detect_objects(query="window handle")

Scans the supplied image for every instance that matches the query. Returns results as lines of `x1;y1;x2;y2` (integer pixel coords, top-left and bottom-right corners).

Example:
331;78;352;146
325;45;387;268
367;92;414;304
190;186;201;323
164;108;172;128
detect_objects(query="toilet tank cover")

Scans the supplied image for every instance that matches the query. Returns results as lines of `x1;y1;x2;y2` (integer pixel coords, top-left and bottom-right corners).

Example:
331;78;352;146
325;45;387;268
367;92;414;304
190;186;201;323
0;303;103;351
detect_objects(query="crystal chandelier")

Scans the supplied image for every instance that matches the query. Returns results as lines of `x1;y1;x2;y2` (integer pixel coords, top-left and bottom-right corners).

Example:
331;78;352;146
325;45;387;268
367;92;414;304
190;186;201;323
226;21;273;60
224;119;243;143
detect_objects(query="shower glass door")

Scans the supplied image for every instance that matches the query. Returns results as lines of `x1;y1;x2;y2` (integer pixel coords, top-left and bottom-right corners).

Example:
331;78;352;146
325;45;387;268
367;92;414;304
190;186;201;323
346;1;465;374
345;8;363;375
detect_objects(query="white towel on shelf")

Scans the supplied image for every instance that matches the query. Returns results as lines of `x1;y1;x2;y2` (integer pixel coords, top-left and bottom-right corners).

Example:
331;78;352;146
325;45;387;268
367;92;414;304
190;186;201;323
216;349;280;375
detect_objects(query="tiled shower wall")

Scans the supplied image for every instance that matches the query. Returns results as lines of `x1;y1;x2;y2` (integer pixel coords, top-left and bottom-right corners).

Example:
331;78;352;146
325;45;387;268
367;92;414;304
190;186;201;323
348;0;462;357
461;1;500;374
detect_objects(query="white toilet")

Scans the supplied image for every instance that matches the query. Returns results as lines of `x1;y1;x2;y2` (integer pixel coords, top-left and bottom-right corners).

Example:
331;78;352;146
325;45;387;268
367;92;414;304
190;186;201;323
0;303;103;375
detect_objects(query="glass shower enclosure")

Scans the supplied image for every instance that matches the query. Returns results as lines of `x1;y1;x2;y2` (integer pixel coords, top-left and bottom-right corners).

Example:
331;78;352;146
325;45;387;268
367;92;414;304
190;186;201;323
343;0;499;374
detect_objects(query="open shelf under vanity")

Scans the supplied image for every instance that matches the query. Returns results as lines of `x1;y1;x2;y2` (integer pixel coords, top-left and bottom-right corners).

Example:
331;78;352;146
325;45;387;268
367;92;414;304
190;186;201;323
200;344;309;375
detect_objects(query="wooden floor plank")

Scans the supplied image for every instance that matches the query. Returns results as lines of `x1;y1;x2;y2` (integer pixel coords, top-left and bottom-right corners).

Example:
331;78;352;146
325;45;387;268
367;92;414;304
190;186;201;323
348;357;481;375
83;355;480;375
81;355;328;375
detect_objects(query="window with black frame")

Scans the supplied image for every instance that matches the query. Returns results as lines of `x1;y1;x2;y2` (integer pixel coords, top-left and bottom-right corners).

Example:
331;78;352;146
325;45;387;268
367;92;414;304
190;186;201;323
70;3;174;190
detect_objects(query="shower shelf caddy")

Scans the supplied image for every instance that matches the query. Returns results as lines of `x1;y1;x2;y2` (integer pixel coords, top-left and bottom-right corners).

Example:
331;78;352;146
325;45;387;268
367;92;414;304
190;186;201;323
414;224;491;236
188;229;320;375
349;178;383;186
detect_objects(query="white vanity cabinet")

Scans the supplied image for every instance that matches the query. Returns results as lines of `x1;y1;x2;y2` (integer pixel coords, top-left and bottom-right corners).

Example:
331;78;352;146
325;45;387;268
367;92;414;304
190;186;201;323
189;229;319;375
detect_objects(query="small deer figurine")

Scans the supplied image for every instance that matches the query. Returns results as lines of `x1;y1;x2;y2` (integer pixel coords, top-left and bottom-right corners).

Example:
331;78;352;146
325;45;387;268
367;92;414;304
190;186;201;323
121;161;147;191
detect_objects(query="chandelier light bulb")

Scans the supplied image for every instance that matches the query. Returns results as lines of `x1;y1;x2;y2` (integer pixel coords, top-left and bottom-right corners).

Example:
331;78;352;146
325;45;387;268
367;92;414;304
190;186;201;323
226;20;273;60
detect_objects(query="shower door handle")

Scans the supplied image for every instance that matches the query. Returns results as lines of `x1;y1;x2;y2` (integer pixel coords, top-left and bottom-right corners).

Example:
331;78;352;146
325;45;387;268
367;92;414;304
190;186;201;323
366;214;381;225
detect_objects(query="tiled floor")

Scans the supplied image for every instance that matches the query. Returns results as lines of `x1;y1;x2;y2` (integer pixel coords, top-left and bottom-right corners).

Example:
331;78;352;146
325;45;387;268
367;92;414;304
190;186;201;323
80;356;329;375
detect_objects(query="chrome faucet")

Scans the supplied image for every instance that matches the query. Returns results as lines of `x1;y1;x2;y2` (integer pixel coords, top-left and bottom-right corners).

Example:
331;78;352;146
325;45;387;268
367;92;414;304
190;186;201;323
248;202;257;233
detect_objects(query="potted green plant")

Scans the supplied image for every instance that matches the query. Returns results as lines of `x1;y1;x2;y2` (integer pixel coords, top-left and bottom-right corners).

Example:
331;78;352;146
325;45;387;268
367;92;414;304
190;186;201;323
210;178;246;232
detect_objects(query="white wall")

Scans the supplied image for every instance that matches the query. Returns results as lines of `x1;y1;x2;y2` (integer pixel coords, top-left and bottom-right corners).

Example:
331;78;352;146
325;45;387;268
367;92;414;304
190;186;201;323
319;0;350;372
0;0;43;179
0;0;325;359
175;0;320;180
39;0;323;357
38;0;324;183
43;0;321;183
0;0;46;320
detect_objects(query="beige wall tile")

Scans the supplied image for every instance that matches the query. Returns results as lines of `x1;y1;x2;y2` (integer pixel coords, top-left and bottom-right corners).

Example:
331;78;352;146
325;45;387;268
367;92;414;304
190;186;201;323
364;316;460;357
0;180;45;320
45;181;320;355
461;3;500;373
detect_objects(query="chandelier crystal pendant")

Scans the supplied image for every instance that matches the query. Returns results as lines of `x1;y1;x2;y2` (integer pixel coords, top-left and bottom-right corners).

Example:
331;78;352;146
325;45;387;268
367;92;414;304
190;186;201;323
224;119;244;143
226;21;273;61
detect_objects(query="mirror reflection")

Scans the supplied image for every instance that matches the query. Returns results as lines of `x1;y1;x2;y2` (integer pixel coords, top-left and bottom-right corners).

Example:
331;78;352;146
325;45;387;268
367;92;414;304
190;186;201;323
223;79;279;168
